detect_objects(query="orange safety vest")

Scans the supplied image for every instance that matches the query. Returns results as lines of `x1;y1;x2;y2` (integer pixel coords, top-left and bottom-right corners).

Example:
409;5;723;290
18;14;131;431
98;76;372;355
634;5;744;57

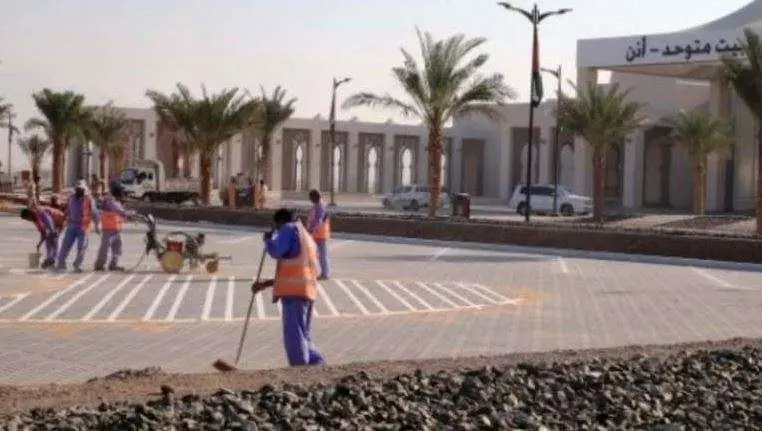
101;199;124;231
273;223;320;301
79;196;94;232
39;206;65;231
307;205;331;240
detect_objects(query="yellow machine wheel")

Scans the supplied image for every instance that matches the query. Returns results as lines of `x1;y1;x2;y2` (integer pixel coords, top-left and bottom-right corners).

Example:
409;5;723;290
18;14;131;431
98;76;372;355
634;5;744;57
160;251;184;273
206;259;219;274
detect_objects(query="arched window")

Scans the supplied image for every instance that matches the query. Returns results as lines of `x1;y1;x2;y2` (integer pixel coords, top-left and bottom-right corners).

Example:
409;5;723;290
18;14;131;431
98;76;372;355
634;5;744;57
401;148;413;186
367;146;379;193
294;144;305;191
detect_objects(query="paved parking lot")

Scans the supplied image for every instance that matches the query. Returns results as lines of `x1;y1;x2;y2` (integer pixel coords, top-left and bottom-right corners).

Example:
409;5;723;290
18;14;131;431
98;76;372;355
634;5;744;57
1;214;761;384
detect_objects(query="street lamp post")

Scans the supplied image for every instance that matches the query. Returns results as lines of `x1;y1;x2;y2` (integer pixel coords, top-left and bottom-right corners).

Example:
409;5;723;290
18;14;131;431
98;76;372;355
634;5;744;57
498;2;571;223
328;76;351;207
541;64;563;216
7;112;15;177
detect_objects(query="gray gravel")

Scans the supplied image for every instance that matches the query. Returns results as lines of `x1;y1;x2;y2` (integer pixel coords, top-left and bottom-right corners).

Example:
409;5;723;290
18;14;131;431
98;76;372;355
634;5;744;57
2;345;761;430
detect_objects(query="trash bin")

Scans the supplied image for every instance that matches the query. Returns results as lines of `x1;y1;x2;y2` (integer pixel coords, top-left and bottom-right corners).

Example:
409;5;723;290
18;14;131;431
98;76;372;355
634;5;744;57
451;193;471;219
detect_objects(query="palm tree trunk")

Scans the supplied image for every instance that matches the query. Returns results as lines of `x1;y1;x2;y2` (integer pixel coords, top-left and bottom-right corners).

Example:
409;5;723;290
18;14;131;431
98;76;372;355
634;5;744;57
32;157;40;202
99;150;107;185
183;148;192;178
200;152;212;205
592;146;606;223
757;129;762;235
51;137;64;193
259;133;272;185
693;158;707;215
427;127;444;217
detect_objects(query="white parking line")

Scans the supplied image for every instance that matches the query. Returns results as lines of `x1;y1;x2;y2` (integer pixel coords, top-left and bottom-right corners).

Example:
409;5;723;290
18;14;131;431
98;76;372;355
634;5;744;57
429;248;449;261
45;274;112;321
392;280;434;310
471;283;511;302
416;281;458;308
143;275;176;321
19;274;95;321
433;282;477;307
201;276;217;321
108;274;153;321
375;280;416;311
255;290;265;319
218;236;254;245
350;279;388;314
82;274;136;320
691;268;746;289
557;256;569;274
225;276;234;321
0;294;28;316
165;275;193;321
456;283;500;304
317;283;339;316
334;279;369;315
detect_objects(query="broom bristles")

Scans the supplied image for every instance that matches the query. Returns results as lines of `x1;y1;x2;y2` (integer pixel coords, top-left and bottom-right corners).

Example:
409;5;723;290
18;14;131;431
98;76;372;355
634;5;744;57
212;359;237;372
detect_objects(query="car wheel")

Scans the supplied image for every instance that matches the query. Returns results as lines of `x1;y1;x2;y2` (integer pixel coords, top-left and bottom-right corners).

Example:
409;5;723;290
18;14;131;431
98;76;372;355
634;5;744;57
410;200;420;211
560;204;574;216
516;202;528;216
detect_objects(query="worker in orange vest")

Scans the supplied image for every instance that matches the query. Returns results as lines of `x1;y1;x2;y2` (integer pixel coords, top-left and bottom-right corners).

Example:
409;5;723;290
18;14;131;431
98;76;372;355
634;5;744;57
251;208;326;367
305;189;330;280
94;182;136;271
56;180;100;273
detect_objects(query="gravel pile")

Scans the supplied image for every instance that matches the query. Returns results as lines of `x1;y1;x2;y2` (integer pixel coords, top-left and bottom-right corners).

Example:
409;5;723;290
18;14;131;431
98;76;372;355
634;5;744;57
86;367;165;383
3;346;761;430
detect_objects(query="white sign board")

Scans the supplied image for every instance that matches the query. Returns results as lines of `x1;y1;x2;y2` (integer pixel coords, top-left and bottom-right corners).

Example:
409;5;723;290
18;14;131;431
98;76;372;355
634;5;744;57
577;28;747;68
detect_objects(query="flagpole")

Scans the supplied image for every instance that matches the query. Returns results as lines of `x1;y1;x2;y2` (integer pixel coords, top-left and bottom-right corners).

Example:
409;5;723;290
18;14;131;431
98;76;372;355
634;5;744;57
498;2;572;223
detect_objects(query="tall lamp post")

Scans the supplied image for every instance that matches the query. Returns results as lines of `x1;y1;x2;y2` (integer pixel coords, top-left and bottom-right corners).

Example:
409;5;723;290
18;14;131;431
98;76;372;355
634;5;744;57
498;2;571;222
328;76;351;207
541;64;563;216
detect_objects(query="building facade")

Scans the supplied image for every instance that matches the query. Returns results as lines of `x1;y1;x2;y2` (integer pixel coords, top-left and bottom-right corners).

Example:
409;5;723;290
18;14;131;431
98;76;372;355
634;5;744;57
65;0;761;212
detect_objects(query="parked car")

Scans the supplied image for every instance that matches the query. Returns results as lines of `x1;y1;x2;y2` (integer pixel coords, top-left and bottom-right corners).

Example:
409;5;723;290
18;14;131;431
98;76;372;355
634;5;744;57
382;184;450;211
508;184;592;216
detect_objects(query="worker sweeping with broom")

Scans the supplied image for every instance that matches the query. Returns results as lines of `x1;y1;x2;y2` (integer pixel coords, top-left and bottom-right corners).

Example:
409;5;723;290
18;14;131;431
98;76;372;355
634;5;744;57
215;208;326;371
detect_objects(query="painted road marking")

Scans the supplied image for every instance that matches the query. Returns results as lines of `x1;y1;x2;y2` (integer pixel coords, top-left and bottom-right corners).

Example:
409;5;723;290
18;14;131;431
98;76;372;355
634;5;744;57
201;276;217;321
143;275;176;321
429;248;449;261
166;275;193;321
692;268;734;288
557;257;569;274
19;274;95;321
0;275;520;323
82;274;136;320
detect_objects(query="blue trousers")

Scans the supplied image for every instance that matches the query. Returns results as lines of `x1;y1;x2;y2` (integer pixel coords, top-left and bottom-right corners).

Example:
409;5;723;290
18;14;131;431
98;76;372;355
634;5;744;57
315;239;329;278
281;297;325;367
56;226;89;269
41;234;58;263
94;231;123;268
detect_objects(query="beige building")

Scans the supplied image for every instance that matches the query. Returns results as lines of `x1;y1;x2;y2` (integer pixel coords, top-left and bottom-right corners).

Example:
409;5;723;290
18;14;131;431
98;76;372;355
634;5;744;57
66;0;760;212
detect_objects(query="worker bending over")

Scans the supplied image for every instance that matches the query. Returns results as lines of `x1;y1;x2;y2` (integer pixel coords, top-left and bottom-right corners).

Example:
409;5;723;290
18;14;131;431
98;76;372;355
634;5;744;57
56;181;100;273
306;189;331;280
94;183;136;271
251;208;326;367
20;205;63;269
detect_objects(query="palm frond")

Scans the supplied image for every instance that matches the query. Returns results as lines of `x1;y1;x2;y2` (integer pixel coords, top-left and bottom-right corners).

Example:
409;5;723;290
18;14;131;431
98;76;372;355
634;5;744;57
722;28;762;119
662;108;734;159
342;93;421;119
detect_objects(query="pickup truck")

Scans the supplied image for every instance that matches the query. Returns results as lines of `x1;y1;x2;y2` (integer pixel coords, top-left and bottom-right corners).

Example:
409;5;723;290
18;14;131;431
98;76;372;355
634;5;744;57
114;159;201;205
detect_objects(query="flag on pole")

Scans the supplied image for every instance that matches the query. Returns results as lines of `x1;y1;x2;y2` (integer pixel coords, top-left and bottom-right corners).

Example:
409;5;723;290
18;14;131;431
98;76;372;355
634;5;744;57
530;25;543;107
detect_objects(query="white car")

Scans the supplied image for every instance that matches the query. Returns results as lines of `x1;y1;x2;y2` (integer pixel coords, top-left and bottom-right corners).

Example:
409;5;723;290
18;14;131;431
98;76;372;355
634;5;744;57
382;184;450;212
508;184;592;216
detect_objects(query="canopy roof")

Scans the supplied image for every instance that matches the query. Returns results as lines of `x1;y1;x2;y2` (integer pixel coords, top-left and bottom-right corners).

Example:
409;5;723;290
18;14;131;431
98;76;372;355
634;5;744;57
577;1;761;78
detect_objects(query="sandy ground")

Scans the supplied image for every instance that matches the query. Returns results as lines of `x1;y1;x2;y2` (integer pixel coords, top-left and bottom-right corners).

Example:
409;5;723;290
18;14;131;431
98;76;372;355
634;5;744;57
0;337;759;417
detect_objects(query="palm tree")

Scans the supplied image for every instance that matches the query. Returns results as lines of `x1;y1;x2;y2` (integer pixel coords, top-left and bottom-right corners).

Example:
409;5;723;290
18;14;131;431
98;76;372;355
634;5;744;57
146;83;261;205
152;93;194;178
555;80;644;223
722;28;762;234
343;28;516;217
662;108;733;215
253;86;296;185
17;135;52;201
85;103;129;184
25;89;90;193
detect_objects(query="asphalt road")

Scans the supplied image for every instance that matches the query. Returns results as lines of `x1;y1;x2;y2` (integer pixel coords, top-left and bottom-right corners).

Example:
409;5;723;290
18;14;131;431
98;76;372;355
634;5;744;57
0;214;761;384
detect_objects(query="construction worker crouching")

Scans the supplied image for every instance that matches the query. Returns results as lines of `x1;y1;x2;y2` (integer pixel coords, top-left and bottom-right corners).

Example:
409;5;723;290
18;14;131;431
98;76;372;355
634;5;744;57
251;208;326;367
94;182;136;271
20;204;63;269
56;180;100;273
306;189;331;280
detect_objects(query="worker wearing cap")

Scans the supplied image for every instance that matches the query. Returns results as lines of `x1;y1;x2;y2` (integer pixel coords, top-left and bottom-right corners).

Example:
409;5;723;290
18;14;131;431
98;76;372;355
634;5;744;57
94;182;135;271
305;189;331;280
251;208;326;367
56;180;101;272
20;205;62;269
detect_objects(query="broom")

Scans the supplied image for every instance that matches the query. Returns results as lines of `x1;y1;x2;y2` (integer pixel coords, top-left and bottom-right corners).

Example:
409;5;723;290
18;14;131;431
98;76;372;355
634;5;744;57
212;245;268;372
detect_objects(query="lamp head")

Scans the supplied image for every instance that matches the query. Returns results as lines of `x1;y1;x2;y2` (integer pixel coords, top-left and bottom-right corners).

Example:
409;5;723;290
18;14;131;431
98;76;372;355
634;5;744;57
497;2;515;11
556;8;572;14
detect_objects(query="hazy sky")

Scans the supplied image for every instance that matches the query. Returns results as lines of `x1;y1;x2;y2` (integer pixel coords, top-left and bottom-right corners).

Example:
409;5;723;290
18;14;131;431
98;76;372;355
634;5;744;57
0;0;751;170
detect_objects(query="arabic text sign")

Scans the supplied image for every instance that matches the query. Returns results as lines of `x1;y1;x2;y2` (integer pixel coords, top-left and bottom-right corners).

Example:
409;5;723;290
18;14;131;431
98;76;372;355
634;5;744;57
624;35;743;64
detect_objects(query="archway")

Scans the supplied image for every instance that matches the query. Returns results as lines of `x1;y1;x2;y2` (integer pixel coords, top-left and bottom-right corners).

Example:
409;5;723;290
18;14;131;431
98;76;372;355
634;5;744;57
559;144;575;190
520;143;540;184
332;145;343;192
366;146;380;194
400;148;413;186
604;145;623;202
294;144;305;191
440;153;447;188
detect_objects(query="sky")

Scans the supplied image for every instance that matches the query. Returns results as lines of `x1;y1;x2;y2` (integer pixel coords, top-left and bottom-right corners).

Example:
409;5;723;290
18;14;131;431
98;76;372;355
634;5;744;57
0;0;752;171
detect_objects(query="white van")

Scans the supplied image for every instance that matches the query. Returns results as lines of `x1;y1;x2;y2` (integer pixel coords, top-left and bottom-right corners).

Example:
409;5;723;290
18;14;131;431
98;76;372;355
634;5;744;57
508;184;592;216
